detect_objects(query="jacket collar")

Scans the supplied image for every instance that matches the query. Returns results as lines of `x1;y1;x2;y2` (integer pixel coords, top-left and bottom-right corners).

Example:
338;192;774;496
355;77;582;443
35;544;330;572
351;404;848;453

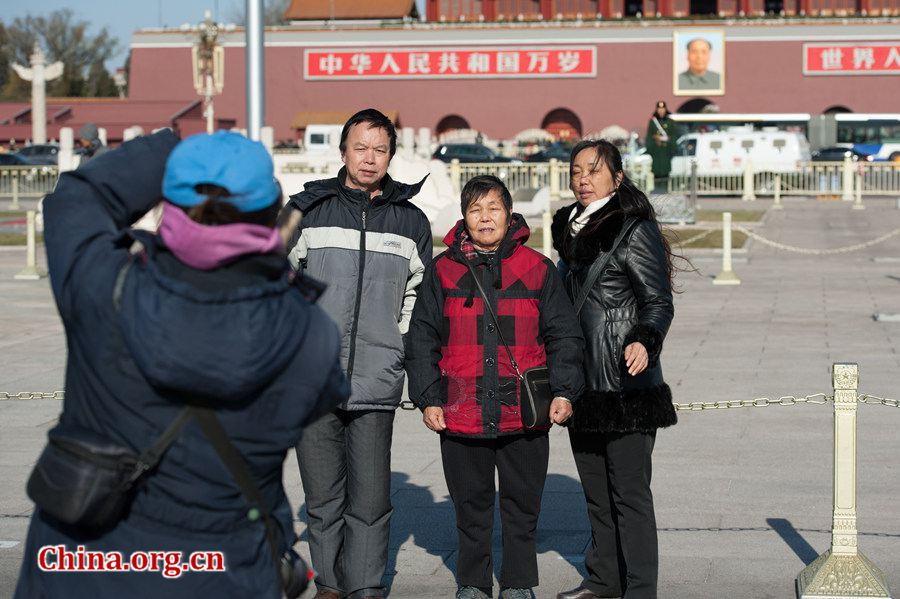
444;213;531;263
288;167;428;212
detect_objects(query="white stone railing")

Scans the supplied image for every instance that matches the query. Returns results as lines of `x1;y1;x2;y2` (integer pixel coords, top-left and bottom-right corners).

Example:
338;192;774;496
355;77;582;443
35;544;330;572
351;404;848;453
0;166;59;209
668;157;900;200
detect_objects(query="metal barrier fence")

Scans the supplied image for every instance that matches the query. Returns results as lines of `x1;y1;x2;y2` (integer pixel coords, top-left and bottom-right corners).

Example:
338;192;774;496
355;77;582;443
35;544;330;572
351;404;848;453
669;158;900;199
0;166;59;208
450;158;654;200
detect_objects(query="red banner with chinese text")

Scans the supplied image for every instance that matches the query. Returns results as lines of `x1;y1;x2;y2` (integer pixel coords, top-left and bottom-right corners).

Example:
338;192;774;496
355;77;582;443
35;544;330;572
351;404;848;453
804;42;900;75
304;47;596;80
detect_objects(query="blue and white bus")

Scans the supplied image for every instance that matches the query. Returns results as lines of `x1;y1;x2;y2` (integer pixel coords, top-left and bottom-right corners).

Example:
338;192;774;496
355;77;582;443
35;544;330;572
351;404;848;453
834;114;900;162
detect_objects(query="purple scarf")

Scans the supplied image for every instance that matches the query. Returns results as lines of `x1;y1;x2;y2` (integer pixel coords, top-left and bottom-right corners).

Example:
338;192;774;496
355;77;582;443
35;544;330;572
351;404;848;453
158;202;283;270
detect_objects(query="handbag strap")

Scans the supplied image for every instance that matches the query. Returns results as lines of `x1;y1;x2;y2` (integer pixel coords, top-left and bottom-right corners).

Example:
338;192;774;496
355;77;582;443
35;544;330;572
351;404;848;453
191;406;285;573
111;251;284;583
112;253;192;485
126;409;193;484
573;218;639;316
461;257;523;379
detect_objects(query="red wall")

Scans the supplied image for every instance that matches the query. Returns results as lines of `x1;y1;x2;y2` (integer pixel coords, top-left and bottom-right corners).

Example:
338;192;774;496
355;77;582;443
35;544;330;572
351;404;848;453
129;37;900;141
427;0;892;18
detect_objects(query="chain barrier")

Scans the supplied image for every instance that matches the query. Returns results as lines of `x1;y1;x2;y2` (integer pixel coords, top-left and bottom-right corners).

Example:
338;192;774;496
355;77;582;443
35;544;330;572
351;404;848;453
0;391;64;400
858;394;900;408
675;228;715;246
3;392;895;409
734;224;900;255
672;393;832;411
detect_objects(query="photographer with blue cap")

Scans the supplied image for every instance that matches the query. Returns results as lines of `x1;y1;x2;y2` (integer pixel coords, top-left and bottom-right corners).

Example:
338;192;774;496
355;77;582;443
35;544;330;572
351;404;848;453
15;130;348;599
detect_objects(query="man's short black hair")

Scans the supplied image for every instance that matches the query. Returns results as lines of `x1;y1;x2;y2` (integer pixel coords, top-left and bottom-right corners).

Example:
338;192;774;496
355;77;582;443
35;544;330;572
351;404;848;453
340;108;397;157
460;175;513;216
687;38;712;51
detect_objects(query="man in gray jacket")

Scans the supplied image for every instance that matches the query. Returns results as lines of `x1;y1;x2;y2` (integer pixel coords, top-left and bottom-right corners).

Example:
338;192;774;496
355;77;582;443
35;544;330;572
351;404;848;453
280;109;432;599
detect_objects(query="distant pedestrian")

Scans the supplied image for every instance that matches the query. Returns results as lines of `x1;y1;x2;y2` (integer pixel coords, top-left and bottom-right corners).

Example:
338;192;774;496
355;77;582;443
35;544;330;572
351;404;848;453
644;101;677;192
76;123;109;161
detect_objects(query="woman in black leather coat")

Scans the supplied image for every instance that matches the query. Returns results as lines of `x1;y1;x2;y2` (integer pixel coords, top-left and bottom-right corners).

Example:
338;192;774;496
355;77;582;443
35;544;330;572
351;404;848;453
552;139;677;599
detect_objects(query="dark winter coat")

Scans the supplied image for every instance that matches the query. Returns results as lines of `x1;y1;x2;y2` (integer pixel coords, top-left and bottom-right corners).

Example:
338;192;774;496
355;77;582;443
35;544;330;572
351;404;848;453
552;197;677;434
281;168;432;411
645;115;678;178
406;215;584;437
15;131;349;599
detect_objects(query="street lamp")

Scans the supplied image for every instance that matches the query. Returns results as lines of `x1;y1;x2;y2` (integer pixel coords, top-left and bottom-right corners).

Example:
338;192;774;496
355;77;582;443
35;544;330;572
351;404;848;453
191;11;225;134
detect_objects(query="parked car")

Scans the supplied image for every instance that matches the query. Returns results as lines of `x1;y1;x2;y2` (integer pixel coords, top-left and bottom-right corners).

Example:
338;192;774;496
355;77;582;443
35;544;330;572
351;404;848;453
0;153;29;166
15;144;60;165
524;142;575;162
432;143;520;163
811;146;873;162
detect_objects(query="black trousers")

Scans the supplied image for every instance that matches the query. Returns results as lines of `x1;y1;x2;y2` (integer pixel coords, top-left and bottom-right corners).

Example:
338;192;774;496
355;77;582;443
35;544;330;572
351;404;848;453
569;430;658;599
441;433;550;590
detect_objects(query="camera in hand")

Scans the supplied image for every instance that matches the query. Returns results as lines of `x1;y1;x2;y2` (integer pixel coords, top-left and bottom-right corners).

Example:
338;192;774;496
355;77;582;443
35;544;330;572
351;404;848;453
280;548;313;599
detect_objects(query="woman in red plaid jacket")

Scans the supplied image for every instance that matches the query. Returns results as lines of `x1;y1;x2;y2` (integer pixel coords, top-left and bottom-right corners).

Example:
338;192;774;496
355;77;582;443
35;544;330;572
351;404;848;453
405;175;584;599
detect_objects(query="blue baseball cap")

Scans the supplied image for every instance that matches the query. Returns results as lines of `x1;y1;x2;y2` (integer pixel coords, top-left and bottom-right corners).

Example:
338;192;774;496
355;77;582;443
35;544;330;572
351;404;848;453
162;131;280;213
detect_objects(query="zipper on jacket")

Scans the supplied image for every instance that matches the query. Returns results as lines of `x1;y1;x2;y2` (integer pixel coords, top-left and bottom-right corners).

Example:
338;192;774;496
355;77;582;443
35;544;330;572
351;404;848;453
345;206;367;383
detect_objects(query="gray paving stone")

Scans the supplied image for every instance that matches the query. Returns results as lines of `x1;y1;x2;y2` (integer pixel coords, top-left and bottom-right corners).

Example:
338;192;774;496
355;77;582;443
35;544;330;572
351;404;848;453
2;200;900;597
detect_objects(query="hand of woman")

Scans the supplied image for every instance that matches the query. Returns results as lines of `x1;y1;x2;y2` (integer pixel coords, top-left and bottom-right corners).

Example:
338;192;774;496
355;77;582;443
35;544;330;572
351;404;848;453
624;342;649;376
423;406;447;432
549;397;573;424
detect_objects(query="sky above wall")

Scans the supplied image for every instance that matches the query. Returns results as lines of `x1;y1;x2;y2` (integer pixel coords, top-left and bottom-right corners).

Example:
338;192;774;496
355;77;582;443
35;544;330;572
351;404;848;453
4;0;428;70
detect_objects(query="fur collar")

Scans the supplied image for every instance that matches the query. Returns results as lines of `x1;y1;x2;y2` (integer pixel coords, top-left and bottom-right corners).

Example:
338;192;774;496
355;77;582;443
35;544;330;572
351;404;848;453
551;196;626;268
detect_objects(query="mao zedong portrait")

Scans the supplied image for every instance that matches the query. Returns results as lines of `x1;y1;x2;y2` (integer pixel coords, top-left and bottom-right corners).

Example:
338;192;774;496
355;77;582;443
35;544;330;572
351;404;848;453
678;37;721;91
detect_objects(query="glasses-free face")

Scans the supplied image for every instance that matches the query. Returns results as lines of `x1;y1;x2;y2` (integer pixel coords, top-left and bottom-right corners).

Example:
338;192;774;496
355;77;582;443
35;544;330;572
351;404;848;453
570;148;623;206
687;39;711;75
464;190;510;252
341;123;391;196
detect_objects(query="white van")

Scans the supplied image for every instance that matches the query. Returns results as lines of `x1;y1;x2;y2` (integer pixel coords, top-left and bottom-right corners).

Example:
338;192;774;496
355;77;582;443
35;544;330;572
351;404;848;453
303;124;344;153
670;128;811;176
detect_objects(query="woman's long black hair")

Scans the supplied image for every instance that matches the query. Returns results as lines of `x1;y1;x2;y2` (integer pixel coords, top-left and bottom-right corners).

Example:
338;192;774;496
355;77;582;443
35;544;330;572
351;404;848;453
565;138;688;288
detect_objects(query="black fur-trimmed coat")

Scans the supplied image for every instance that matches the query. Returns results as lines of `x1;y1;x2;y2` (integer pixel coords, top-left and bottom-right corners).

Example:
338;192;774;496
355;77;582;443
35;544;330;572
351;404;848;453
551;197;677;434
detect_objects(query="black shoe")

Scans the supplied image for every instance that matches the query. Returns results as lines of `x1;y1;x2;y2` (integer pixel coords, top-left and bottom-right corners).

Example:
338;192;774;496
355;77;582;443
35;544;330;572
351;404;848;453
556;586;605;599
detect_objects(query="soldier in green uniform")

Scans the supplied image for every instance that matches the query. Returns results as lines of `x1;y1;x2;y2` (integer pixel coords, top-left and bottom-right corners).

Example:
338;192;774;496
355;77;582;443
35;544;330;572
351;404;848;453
645;101;677;192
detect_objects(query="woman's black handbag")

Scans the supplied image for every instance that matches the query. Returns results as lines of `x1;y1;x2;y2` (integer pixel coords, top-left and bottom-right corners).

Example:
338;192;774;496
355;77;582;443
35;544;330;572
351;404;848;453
462;259;553;429
26;411;192;531
519;366;553;429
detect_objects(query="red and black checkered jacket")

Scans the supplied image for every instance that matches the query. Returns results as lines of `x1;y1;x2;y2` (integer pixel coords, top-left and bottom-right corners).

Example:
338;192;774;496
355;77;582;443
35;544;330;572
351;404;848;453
405;214;585;437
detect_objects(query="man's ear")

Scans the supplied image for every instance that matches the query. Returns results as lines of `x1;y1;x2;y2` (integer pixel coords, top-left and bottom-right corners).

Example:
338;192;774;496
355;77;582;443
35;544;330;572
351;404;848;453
615;172;624;188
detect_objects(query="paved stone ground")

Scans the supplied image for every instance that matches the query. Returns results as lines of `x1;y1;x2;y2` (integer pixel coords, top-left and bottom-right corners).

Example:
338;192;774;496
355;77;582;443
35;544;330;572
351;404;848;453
1;196;899;598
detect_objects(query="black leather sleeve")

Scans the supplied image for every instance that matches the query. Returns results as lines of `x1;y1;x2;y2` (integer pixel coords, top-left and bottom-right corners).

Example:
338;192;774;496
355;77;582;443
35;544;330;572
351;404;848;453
621;220;674;365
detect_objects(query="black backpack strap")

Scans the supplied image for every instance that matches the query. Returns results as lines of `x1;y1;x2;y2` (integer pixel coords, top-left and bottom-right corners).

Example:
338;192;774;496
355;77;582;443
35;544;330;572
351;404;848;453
573;218;639;315
126;409;193;485
190;407;285;571
113;247;192;486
